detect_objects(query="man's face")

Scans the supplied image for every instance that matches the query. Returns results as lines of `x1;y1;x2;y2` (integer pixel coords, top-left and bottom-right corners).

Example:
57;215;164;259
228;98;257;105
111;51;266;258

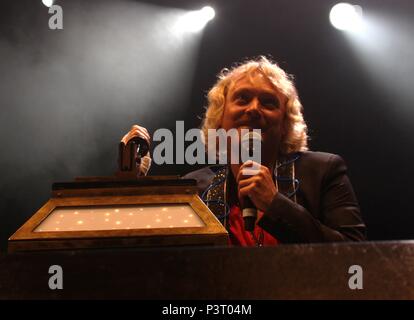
220;72;287;159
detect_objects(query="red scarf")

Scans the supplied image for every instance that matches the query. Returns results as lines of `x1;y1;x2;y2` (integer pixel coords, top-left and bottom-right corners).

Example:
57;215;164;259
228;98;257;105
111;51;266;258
228;205;279;246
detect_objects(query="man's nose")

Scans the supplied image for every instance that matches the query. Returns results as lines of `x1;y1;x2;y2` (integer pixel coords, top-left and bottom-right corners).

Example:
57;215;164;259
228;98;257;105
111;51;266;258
245;98;261;117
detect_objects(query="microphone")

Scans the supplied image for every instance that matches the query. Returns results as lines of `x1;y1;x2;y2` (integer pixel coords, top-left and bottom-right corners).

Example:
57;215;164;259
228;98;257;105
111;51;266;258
240;131;262;232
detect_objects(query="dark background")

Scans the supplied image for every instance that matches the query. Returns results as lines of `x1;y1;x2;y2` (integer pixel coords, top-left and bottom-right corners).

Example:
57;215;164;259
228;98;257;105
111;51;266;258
1;0;413;250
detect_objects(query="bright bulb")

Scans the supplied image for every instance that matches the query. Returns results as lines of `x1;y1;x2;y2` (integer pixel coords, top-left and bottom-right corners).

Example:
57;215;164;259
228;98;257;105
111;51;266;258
174;6;215;33
201;6;215;21
330;3;364;32
42;0;54;7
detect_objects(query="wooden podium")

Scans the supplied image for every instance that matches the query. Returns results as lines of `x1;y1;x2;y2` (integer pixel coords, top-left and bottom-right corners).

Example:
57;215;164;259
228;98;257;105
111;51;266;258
8;139;228;252
8;177;228;252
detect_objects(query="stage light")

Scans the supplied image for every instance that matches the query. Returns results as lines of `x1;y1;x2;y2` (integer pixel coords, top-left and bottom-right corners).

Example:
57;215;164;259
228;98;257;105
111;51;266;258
42;0;54;7
330;3;364;32
201;6;215;21
175;6;216;33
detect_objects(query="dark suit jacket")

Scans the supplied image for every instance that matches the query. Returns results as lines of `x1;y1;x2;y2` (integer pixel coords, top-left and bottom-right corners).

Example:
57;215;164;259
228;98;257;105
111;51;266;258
183;151;366;243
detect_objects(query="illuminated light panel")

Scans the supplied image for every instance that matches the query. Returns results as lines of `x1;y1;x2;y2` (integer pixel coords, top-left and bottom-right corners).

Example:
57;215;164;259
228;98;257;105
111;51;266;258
34;204;204;232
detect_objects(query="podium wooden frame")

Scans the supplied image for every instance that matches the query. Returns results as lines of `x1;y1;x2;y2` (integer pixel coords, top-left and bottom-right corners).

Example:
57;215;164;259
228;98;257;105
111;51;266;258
8;177;228;252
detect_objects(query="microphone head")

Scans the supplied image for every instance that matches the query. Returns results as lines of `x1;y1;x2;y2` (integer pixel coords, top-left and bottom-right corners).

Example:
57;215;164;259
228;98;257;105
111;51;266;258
241;131;262;154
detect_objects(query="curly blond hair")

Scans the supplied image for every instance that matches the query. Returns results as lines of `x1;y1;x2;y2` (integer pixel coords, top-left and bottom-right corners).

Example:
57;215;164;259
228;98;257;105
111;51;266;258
201;56;308;155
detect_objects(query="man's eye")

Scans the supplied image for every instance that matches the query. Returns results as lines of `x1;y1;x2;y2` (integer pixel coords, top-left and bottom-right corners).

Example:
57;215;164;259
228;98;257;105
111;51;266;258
261;98;279;108
235;94;250;105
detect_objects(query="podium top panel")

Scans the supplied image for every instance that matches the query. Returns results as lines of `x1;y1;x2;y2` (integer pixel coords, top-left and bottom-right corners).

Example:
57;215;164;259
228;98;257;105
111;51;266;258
51;177;198;198
54;176;196;190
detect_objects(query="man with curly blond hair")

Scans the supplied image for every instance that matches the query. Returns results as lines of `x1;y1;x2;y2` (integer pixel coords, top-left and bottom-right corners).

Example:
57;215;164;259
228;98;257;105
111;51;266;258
123;56;366;245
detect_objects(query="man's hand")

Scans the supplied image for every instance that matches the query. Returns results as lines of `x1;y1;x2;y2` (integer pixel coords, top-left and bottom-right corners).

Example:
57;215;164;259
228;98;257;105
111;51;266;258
121;124;151;147
236;160;278;212
120;124;152;175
